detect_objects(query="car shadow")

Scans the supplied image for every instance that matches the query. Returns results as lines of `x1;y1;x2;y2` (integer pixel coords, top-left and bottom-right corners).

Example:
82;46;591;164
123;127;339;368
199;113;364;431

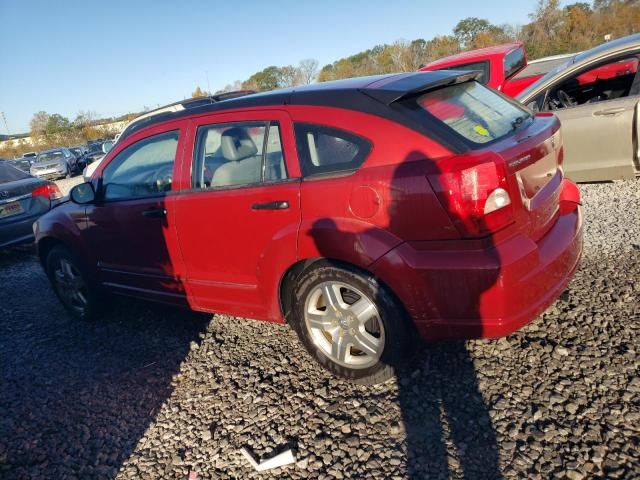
308;152;503;478
0;248;210;478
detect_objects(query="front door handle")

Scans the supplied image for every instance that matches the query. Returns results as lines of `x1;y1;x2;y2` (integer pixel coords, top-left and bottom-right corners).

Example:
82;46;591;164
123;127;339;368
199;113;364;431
594;107;626;117
142;207;167;218
251;200;289;210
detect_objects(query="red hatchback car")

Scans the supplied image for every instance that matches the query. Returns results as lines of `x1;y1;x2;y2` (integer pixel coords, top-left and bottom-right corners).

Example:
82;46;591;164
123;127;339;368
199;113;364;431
35;71;583;384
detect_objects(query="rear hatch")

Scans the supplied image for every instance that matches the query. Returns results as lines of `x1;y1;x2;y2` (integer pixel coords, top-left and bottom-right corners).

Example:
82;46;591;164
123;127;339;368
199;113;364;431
412;80;563;241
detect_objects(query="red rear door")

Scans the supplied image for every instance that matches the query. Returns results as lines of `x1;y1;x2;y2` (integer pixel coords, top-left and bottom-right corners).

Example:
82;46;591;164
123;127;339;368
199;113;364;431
174;110;301;320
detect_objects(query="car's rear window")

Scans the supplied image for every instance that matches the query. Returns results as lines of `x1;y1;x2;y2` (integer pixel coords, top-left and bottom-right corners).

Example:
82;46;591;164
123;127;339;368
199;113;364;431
0;163;30;183
504;47;526;79
37;151;65;162
417;81;531;145
441;60;490;85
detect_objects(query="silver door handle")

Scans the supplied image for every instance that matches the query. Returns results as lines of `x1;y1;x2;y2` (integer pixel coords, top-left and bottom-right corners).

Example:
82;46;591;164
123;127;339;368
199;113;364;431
594;107;626;116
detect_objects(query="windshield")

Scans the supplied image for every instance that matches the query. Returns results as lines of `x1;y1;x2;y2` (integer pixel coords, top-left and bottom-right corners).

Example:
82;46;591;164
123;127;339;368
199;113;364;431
0;163;30;183
417;81;532;146
37;151;65;163
517;55;577;100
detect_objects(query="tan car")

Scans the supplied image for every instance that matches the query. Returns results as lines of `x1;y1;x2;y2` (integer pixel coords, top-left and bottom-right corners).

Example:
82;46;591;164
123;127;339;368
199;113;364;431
517;33;640;182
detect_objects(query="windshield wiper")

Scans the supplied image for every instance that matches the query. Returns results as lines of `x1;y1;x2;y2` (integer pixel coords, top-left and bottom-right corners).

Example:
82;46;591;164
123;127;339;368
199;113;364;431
511;115;527;130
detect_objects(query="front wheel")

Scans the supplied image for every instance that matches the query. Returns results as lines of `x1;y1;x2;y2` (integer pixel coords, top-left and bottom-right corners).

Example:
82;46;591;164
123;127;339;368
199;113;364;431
46;245;101;320
291;262;412;385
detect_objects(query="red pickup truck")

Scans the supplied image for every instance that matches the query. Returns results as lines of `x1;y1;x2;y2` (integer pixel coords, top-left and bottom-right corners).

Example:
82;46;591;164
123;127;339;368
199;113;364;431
420;41;637;98
419;42;545;96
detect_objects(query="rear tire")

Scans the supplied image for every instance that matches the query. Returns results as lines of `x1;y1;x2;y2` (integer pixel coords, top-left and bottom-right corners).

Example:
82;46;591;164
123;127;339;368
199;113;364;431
46;245;102;320
290;261;413;385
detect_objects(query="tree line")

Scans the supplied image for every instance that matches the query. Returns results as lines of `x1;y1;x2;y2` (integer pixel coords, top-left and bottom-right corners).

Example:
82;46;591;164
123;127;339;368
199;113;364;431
5;0;636;159
191;0;639;93
0;110;136;159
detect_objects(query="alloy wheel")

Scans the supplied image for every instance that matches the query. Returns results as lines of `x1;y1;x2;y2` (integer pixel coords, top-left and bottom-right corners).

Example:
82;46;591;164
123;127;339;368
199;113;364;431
53;258;88;316
304;281;385;369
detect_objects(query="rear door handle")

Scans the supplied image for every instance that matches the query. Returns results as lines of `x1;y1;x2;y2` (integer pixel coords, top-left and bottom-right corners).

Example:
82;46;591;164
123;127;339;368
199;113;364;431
142;208;167;218
251;200;289;210
594;107;626;116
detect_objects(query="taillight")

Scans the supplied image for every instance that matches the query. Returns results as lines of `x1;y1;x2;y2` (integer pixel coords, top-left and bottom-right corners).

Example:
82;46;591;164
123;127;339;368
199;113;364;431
428;152;514;237
32;183;63;201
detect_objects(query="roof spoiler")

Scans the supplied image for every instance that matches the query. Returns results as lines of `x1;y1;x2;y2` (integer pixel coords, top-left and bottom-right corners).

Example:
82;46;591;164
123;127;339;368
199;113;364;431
362;70;481;105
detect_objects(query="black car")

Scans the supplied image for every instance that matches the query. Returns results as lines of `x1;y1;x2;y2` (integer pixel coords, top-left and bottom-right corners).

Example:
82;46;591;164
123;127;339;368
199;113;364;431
0;162;62;248
69;147;88;172
8;157;34;173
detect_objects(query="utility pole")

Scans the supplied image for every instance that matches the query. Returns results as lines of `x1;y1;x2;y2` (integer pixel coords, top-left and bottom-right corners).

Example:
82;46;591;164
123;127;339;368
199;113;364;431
1;112;10;136
206;71;211;95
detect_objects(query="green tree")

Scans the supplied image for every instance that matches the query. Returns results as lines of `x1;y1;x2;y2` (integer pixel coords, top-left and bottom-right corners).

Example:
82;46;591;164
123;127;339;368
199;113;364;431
242;66;284;91
29;111;49;137
453;17;498;47
192;86;210;98
44;114;71;136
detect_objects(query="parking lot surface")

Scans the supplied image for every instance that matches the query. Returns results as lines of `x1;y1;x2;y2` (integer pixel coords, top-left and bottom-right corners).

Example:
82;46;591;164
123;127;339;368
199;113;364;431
1;179;639;479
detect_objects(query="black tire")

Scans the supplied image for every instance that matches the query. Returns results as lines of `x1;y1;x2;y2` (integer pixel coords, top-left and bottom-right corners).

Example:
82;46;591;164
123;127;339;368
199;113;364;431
290;261;413;385
46;245;102;320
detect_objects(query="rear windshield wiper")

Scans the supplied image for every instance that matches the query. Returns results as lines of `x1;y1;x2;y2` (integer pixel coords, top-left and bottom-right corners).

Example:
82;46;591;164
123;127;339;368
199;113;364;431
511;115;528;131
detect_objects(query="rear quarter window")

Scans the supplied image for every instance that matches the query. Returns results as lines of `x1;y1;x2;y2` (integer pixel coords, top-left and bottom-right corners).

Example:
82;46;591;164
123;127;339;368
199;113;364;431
417;81;531;146
294;123;371;177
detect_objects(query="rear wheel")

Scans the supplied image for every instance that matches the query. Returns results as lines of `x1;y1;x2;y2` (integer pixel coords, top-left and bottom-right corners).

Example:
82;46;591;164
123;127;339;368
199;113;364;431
46;245;101;320
291;262;412;385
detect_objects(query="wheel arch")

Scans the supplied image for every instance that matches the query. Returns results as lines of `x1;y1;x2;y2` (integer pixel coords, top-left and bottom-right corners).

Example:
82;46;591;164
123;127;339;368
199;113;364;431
37;236;65;268
278;256;410;327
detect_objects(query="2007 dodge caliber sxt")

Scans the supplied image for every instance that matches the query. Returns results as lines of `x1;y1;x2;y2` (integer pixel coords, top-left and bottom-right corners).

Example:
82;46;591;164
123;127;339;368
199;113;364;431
35;71;583;384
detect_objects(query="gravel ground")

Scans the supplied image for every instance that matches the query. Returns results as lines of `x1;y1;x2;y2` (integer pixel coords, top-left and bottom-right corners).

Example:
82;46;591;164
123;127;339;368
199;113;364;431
1;179;638;479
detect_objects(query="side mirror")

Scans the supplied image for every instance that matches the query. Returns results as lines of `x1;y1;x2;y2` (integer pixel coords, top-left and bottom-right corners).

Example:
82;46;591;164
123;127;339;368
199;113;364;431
70;182;96;204
102;142;113;154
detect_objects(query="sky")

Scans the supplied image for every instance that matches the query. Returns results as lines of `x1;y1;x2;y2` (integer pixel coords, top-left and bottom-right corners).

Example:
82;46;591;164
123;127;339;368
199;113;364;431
0;0;568;134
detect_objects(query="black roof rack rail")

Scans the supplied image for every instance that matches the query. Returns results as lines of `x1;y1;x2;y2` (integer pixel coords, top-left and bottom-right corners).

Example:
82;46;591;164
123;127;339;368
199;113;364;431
118;90;257;142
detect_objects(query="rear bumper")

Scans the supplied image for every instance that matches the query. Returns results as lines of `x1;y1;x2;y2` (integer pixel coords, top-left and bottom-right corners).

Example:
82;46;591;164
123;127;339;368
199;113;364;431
0;213;40;248
371;202;583;341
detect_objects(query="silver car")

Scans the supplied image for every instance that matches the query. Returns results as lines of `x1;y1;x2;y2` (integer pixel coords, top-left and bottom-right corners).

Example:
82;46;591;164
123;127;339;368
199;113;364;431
30;148;74;180
517;33;640;182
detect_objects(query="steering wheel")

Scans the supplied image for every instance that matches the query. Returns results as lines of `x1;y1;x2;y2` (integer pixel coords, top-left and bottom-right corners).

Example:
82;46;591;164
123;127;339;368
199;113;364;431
556;89;577;108
149;165;173;192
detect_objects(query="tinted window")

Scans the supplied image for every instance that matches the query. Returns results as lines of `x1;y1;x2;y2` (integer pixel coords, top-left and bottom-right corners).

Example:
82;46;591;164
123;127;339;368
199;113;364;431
441;61;490;85
0;163;30;183
504;47;526;79
193;121;286;189
102;131;178;200
417;81;531;145
294;124;371;177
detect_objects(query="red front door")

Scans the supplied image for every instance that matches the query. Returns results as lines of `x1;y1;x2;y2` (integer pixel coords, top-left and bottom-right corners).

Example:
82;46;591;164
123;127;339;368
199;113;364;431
84;120;189;306
174;110;301;320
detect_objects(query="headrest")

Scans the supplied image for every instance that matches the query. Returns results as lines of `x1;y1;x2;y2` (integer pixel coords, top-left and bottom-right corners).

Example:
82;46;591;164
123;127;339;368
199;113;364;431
221;127;258;161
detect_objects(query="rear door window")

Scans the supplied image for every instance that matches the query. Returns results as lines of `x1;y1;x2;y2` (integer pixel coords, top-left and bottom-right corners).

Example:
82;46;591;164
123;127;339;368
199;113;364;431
294;124;371;176
192;121;287;189
417;81;531;146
